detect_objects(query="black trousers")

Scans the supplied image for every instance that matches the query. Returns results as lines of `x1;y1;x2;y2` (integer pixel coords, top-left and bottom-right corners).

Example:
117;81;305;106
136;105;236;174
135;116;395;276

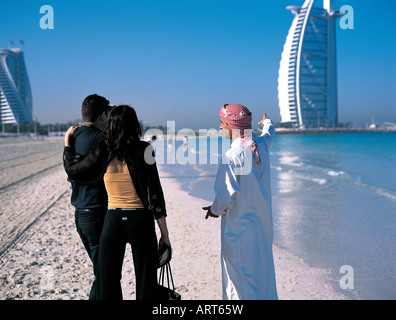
97;209;158;300
74;207;106;300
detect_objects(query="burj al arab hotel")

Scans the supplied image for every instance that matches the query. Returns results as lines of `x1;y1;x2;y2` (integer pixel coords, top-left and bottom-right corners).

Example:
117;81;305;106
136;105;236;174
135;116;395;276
0;48;33;125
278;0;344;128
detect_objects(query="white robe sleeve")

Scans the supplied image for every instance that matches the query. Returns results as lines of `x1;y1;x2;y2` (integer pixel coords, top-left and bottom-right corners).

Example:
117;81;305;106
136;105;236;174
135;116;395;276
211;162;240;216
259;119;275;150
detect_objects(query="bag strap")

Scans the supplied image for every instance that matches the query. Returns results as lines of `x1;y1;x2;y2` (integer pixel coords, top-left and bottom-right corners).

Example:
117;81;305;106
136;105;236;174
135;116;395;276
159;264;165;286
159;262;175;291
167;263;176;291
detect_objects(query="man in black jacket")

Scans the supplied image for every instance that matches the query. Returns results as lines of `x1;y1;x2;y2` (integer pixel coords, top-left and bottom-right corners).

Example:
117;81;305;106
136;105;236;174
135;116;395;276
64;94;111;300
63;104;169;299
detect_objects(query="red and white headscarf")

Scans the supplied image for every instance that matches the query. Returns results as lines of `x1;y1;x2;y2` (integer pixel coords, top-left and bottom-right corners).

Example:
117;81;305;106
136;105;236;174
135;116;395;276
219;104;261;165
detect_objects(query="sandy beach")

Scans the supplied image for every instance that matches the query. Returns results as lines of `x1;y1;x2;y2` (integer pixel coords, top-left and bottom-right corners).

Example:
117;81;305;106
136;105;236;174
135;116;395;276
0;137;347;300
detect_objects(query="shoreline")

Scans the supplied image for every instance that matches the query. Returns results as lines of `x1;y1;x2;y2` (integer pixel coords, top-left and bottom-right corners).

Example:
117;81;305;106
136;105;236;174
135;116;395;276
2;126;395;141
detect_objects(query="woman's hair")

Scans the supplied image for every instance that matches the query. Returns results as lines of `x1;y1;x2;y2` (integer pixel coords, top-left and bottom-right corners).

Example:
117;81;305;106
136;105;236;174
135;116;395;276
104;105;142;161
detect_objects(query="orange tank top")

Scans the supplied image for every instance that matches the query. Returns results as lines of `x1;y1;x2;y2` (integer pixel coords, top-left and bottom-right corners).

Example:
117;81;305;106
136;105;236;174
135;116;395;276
104;163;144;209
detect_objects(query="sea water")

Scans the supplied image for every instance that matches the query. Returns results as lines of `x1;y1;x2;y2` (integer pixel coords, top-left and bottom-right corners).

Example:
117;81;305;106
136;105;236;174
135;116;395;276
270;132;396;300
156;132;396;300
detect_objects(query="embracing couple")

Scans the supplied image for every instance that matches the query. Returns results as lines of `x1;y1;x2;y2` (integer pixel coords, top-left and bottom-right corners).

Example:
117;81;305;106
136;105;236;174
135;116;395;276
63;94;277;300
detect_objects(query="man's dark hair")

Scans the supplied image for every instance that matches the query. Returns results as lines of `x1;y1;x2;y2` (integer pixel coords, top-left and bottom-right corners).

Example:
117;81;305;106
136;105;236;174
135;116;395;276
81;94;110;122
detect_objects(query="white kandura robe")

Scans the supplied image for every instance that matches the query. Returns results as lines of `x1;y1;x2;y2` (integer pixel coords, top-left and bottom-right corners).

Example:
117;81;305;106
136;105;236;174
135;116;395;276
211;119;278;300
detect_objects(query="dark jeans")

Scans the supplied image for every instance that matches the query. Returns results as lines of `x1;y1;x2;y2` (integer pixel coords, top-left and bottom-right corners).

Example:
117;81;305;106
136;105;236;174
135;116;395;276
75;207;106;300
96;209;158;300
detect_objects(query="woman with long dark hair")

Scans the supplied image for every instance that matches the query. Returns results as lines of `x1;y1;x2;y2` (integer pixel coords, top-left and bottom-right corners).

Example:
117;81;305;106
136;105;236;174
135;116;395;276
64;105;170;300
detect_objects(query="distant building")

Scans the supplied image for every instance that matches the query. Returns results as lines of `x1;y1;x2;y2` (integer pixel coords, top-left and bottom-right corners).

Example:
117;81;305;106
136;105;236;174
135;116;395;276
278;0;344;128
0;48;33;124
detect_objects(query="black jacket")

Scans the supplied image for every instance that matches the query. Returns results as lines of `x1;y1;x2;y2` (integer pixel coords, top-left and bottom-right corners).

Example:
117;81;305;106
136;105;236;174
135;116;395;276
67;125;108;209
63;140;166;219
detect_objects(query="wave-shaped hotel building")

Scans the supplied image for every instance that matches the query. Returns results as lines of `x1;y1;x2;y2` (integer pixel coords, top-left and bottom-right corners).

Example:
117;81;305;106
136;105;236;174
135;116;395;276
0;48;33;125
278;0;344;128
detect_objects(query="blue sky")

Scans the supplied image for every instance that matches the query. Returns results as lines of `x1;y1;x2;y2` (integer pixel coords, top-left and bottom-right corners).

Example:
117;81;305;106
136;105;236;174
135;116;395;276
1;0;395;129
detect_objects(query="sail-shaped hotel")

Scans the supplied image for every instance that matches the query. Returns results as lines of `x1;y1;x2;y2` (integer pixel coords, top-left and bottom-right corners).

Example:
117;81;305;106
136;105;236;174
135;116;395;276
0;48;33;125
278;0;344;128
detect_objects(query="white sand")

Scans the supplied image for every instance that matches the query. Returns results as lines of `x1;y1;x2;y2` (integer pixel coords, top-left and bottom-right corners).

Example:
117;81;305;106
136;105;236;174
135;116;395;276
0;137;347;300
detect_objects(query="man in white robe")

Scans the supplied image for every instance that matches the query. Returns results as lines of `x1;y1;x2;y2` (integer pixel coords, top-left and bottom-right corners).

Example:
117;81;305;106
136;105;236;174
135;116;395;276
203;104;278;300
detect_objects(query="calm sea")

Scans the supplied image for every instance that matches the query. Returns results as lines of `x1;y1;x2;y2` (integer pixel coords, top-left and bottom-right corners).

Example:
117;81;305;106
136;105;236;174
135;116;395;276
156;132;396;300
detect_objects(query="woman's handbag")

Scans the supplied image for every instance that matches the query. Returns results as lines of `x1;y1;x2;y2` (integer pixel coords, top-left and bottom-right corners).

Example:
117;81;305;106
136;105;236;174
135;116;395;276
158;245;172;268
157;262;181;300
